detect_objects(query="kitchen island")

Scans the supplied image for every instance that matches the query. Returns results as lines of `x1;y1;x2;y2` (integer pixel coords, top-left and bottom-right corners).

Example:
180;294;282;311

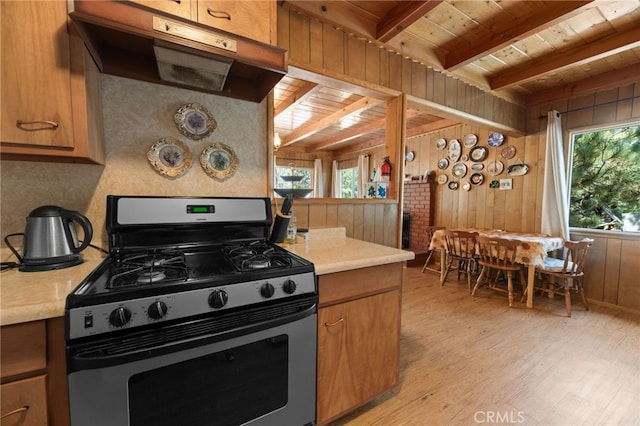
1;228;413;426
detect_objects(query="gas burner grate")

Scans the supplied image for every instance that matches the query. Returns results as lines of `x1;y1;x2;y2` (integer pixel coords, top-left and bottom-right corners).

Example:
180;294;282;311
109;250;189;289
223;241;293;272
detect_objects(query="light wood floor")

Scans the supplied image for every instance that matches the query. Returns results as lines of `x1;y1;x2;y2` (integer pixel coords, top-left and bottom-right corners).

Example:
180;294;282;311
329;264;640;426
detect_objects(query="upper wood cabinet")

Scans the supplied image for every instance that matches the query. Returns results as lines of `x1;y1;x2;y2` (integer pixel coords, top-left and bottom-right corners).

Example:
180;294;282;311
129;0;276;45
0;0;105;164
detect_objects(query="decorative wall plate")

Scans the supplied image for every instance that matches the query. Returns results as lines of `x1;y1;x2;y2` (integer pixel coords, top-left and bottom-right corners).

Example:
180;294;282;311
174;103;217;140
488;132;505;147
462;182;471;191
471;163;484;171
501;145;516;159
436;138;447;150
469;146;487;162
464;134;478;148
448;139;461;162
437;174;448;184
470;172;484;185
200;142;239;180
438;158;449;169
405;150;415;162
448;181;458;190
147;137;193;178
452;162;467;179
487;160;504;176
507;163;529;176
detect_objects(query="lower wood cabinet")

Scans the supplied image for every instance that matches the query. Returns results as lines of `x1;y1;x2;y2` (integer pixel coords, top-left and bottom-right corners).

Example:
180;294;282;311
1;318;69;426
316;263;402;425
1;375;48;426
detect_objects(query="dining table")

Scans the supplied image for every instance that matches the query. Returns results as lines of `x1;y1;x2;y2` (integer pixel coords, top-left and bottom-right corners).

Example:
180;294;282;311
429;228;564;308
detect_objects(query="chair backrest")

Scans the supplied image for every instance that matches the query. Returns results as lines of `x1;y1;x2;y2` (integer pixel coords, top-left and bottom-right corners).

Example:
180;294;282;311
426;226;445;241
444;230;478;259
476;235;522;268
561;238;594;276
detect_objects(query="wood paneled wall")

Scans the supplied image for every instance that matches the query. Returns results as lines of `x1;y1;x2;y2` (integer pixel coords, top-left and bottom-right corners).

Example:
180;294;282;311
277;6;526;135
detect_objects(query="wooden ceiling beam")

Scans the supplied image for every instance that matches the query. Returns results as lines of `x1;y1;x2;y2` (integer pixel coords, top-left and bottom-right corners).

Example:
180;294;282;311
308;109;424;151
376;1;443;43
280;96;383;147
526;63;640;107
490;26;640;90
444;1;594;71
274;80;318;117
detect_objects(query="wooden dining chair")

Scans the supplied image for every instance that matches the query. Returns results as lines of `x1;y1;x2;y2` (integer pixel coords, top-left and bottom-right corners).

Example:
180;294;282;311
441;230;479;293
527;238;593;317
421;226;446;274
472;236;527;307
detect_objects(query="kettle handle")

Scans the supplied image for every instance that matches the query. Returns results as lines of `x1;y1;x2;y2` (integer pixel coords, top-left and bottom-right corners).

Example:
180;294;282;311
64;210;93;253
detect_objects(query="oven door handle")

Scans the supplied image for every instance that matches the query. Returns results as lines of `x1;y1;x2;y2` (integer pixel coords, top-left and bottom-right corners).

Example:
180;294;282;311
68;304;316;372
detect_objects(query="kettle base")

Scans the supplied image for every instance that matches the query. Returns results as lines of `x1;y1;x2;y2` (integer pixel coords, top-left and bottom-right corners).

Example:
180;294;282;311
19;255;84;272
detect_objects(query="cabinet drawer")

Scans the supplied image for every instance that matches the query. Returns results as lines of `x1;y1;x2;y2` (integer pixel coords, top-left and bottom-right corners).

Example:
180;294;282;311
318;263;402;306
197;0;273;44
1;321;46;381
0;375;48;426
129;0;196;20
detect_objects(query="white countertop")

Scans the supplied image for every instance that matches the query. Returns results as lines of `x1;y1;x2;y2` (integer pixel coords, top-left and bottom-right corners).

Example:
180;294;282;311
0;229;414;326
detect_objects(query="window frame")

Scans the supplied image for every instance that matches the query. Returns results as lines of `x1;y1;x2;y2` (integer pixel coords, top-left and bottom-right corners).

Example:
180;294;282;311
567;118;640;234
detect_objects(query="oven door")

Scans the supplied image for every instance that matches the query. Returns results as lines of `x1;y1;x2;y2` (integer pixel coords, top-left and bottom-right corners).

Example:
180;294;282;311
67;304;317;426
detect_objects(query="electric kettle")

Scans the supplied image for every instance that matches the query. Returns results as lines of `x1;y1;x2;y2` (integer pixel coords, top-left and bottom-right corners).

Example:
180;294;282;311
18;205;93;272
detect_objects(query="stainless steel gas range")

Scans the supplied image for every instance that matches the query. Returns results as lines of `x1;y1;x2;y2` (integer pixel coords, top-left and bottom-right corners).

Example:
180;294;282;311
65;196;317;426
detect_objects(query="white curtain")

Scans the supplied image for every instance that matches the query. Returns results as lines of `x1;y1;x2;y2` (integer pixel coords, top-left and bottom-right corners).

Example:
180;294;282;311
357;155;369;199
313;159;324;198
541;110;570;240
331;160;341;198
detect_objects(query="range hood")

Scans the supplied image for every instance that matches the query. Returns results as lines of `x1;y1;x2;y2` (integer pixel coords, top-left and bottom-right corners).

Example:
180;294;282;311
68;1;287;103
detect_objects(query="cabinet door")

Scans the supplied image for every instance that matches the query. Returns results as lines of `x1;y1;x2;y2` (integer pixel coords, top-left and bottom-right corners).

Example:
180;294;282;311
0;375;48;426
0;1;74;148
317;290;401;425
196;1;274;44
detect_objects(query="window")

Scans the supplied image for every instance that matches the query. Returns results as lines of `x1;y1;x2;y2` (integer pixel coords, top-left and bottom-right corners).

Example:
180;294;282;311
569;122;640;232
339;167;358;198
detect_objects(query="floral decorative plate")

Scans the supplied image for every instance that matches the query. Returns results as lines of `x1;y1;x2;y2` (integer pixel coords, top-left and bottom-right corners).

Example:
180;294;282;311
487;160;504;176
448;139;461;162
174;103;217;140
147;137;193;178
437;174;448;184
501;145;516;160
507;163;529;176
200;142;239;181
469;146;487;162
436;138;447;150
462;182;471;191
488;132;505;147
438;158;449;169
464;134;478;148
452;162;467;179
470;172;484;185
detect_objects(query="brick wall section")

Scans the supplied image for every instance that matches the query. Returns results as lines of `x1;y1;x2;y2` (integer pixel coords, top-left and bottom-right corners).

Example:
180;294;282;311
403;177;436;250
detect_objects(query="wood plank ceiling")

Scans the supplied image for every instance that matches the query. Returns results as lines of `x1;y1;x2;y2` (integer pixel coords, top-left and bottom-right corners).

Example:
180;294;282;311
274;0;640;153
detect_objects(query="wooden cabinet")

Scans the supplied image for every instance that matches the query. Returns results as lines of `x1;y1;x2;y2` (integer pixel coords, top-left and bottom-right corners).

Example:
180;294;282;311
1;322;48;425
1;318;70;426
128;0;275;45
316;263;403;425
0;0;105;164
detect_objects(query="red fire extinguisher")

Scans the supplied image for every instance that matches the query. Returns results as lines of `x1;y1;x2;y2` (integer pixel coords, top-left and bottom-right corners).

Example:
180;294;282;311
380;156;392;180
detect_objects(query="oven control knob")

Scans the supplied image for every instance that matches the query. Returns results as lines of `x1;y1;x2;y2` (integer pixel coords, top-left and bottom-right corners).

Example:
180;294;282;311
282;279;297;294
209;289;228;309
260;282;275;298
109;307;132;328
148;301;168;320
